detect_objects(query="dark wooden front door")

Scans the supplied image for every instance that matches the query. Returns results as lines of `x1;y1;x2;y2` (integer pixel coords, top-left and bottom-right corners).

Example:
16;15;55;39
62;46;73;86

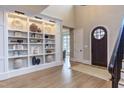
91;26;107;67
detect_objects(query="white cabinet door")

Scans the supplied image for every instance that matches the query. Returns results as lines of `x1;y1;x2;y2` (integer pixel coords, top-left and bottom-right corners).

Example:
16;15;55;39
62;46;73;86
0;26;4;73
74;28;84;63
0;11;4;25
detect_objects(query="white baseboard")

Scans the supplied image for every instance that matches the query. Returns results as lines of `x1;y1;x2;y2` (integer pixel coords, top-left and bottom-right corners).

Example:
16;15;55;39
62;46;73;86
70;58;81;62
0;62;63;81
70;58;91;65
83;59;91;65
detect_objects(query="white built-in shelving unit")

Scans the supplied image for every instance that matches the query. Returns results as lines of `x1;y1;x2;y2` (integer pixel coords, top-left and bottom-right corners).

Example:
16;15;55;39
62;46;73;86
0;11;62;80
7;12;57;72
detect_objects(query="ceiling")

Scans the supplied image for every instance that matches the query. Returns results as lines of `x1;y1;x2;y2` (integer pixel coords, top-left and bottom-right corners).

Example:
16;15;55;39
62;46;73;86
0;5;49;15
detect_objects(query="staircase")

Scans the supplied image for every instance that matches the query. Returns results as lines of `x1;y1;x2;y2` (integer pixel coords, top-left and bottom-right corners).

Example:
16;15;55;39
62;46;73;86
118;60;124;87
109;20;124;88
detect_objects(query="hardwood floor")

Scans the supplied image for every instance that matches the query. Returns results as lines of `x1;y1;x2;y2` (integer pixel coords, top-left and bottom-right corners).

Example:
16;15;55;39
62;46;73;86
0;63;112;88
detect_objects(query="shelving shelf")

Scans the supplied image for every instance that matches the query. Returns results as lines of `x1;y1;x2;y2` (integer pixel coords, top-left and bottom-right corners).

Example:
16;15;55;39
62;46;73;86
45;52;56;55
29;43;43;45
29;31;43;35
29;53;44;56
8;36;28;39
45;43;56;44
29;17;43;23
8;49;28;51
8;29;28;33
45;48;55;49
8;55;28;59
30;63;44;68
8;43;28;45
29;37;43;40
45;38;55;40
9;66;28;72
45;34;55;36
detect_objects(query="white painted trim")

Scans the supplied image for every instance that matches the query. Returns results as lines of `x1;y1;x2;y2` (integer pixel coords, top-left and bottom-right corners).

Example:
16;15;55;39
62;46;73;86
0;56;4;60
71;57;91;65
4;11;9;72
89;25;110;67
70;57;76;61
70;58;81;62
0;62;63;80
83;59;91;65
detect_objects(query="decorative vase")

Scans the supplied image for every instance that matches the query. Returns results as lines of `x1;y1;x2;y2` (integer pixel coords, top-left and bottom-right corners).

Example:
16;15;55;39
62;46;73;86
11;19;23;30
37;28;41;32
30;23;38;32
14;58;23;69
47;55;53;62
36;58;40;65
17;40;23;43
32;56;37;65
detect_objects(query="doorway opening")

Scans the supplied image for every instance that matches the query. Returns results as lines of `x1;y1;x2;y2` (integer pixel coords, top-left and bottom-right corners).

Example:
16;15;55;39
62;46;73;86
62;27;71;68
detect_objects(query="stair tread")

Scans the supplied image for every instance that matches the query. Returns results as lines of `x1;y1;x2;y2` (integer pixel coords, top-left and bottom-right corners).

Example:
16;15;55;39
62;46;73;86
119;79;124;85
121;68;124;72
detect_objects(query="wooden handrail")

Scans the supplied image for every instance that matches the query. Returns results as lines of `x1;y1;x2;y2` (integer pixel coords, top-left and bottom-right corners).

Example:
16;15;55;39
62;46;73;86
109;20;124;88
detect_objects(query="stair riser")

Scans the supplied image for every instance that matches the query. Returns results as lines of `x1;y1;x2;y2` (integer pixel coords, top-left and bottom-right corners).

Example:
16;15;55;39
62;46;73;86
122;62;124;69
121;72;124;79
118;84;124;88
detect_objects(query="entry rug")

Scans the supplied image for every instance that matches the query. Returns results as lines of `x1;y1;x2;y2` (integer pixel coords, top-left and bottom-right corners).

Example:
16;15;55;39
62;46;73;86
71;64;111;81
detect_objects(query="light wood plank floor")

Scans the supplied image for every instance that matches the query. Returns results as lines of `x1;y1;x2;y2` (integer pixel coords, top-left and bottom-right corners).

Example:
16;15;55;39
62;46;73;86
0;63;112;88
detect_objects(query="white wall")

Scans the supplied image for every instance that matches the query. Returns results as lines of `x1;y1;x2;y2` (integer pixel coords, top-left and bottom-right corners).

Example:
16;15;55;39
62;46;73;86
74;5;124;65
41;5;75;28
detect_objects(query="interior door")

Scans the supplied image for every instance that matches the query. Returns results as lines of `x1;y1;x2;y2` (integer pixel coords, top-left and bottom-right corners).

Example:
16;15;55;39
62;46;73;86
74;28;84;63
91;26;107;67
